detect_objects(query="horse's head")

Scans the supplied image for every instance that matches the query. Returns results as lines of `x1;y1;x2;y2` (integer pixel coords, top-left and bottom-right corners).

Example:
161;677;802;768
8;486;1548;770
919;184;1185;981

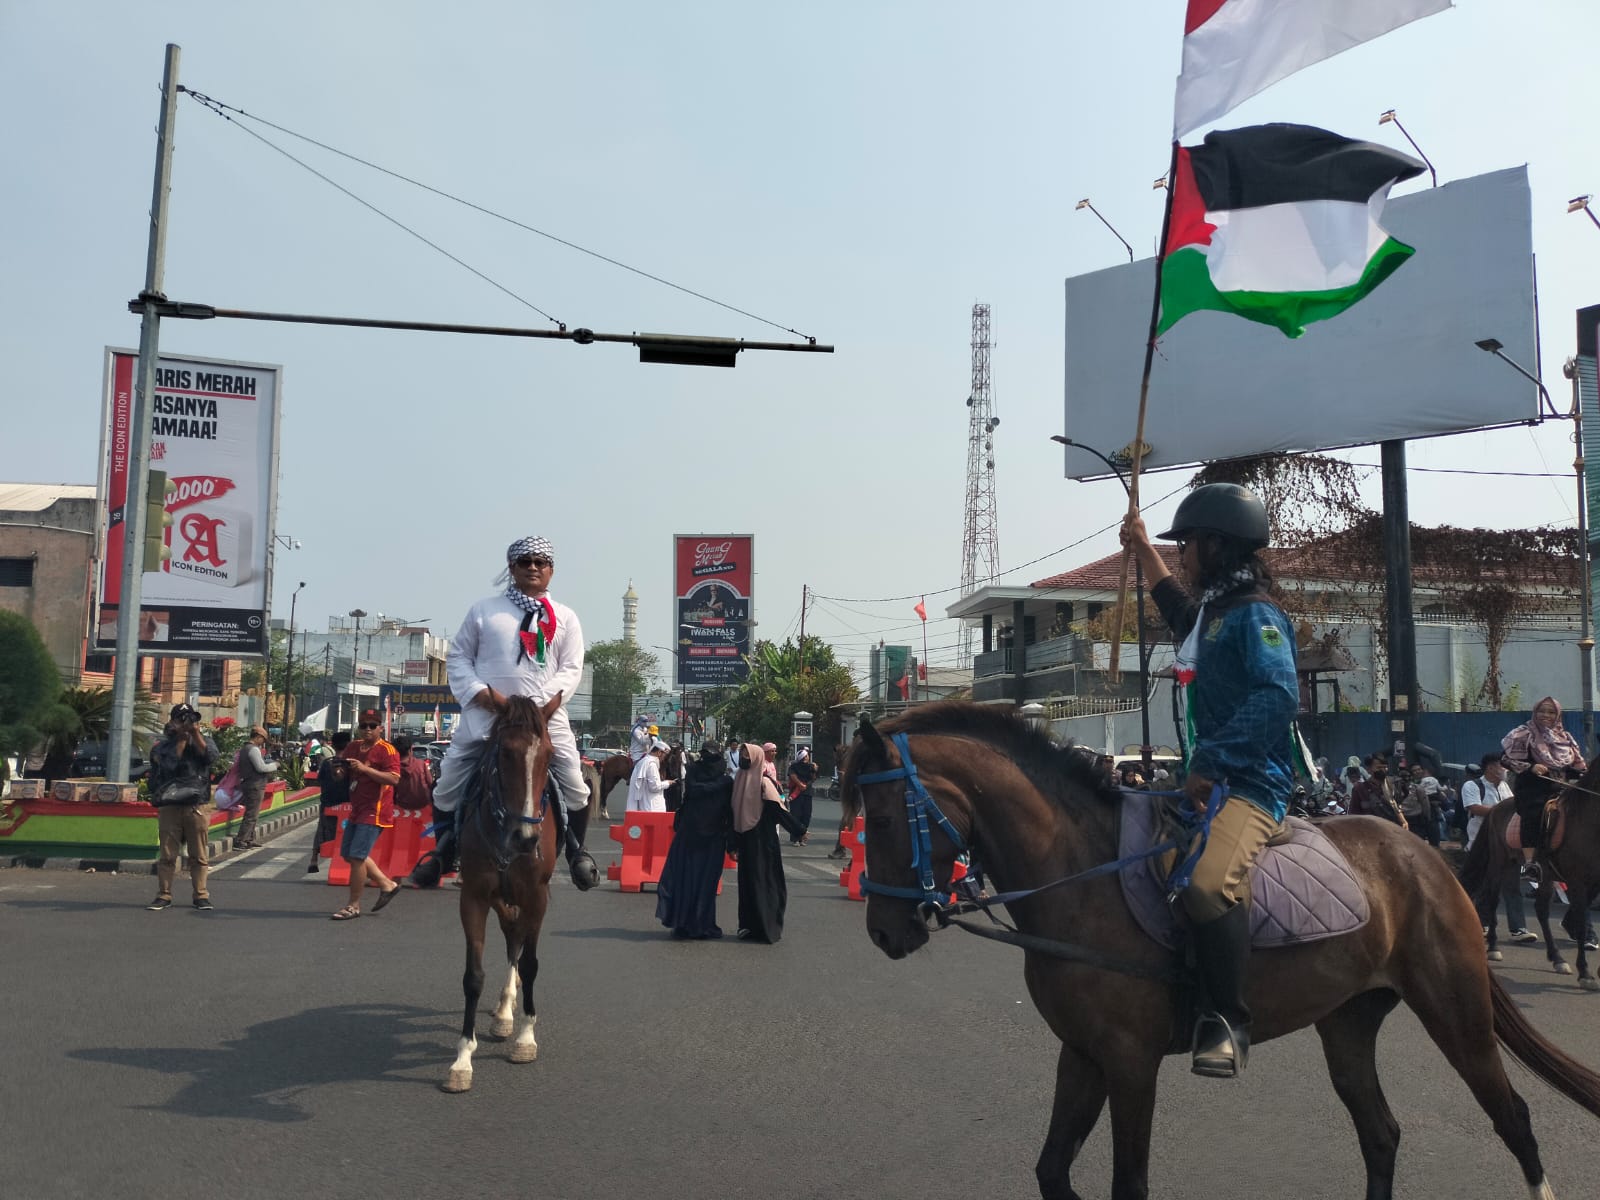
661;745;685;782
844;717;974;961
492;692;563;844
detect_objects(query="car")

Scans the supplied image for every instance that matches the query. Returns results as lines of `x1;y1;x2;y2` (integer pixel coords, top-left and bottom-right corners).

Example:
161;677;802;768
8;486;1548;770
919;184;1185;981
583;747;625;764
68;740;151;782
410;744;447;766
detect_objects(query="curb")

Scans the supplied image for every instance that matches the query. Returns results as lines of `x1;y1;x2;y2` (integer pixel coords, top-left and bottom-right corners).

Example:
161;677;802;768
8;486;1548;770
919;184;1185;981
2;800;321;874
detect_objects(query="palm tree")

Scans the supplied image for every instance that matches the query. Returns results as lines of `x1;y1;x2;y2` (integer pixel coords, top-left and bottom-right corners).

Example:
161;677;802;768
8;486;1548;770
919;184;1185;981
39;687;164;780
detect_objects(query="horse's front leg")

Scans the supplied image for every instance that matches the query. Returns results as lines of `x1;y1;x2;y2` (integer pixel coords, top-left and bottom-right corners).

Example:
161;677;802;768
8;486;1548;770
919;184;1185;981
1533;875;1572;976
490;948;520;1040
1105;1052;1161;1200
1035;1042;1106;1200
511;935;541;1064
1570;882;1598;992
444;921;487;1093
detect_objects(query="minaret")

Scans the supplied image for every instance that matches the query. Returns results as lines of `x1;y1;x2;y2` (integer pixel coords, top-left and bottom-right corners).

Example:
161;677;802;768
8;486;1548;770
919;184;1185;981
622;580;639;646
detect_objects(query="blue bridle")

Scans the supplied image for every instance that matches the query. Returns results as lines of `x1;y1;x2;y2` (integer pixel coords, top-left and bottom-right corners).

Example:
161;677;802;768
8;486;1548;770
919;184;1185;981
855;731;968;908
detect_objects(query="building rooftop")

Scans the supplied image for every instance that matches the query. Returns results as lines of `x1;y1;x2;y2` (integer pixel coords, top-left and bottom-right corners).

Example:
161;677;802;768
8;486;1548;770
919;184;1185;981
0;483;97;512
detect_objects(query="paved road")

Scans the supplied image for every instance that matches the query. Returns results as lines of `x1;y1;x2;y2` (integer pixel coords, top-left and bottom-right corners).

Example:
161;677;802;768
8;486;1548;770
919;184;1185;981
5;803;1600;1200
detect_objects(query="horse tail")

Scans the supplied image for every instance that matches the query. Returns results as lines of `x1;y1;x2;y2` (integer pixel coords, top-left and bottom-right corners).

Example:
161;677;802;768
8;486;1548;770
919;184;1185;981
1456;817;1493;899
1490;971;1600;1119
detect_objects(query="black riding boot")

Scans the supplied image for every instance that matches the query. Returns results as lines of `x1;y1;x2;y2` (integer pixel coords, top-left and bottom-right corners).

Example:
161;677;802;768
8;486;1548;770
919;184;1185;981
410;816;459;889
1191;903;1253;1078
564;804;599;891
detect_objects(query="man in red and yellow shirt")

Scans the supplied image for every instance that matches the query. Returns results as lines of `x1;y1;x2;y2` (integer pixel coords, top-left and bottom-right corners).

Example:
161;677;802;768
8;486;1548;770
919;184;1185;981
331;709;402;920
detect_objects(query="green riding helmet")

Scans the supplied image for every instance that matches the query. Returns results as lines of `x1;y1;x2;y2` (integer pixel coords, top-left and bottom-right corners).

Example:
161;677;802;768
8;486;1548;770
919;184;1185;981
1157;483;1269;549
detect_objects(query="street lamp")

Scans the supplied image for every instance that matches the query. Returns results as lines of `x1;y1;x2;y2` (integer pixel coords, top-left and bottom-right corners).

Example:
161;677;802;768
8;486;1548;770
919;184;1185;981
1074;198;1134;263
285;581;306;732
1569;195;1600;234
1477;338;1594;751
348;608;367;728
1378;110;1437;188
1052;434;1155;773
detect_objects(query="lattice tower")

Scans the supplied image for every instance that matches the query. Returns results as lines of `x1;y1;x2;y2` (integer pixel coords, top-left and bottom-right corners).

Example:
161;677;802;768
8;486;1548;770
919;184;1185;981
959;303;1000;665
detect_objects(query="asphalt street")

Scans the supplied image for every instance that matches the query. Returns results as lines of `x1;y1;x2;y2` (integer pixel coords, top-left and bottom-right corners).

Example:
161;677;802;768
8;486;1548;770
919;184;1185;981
4;798;1600;1200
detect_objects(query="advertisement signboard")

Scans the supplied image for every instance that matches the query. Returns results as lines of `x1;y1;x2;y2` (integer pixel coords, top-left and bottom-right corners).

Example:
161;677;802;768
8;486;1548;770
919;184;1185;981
673;535;753;687
96;348;281;656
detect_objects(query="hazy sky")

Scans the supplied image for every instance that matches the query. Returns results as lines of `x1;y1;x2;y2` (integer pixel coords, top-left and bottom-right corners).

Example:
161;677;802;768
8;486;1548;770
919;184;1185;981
4;1;1596;686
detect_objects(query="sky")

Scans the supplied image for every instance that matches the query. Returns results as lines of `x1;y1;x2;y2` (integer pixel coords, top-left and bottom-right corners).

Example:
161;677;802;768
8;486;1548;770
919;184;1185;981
4;1;1597;689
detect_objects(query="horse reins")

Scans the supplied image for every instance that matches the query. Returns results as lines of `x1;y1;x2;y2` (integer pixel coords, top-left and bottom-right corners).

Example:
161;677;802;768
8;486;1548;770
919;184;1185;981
475;730;550;877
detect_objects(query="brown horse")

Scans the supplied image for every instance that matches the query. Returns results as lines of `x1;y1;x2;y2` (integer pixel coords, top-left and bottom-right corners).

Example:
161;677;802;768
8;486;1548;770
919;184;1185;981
1458;772;1600;989
843;702;1600;1200
596;745;685;813
443;694;562;1094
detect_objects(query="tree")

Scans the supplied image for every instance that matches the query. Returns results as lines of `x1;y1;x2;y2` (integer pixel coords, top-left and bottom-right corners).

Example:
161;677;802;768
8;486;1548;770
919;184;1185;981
38;686;164;781
714;635;859;767
239;628;330;718
585;640;660;734
0;612;64;778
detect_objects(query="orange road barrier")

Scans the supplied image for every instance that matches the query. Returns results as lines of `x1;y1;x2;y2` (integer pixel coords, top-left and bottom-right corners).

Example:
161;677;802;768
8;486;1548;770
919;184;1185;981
608;810;733;893
319;803;435;886
838;816;866;900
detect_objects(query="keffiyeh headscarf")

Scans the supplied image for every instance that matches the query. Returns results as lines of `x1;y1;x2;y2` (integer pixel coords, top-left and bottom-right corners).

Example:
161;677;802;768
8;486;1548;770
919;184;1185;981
1171;565;1260;687
498;536;557;664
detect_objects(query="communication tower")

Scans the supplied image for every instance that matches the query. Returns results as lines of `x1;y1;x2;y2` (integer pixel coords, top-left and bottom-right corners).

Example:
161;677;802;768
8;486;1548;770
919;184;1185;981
958;303;1000;665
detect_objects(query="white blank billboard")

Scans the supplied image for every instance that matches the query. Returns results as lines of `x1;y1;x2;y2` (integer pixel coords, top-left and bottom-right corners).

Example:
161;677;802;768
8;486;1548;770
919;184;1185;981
1063;166;1536;478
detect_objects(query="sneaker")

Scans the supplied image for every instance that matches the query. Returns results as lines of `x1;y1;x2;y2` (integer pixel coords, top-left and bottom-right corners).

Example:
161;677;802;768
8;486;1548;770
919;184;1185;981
1509;929;1540;945
1586;937;1600;952
146;897;172;911
827;847;847;860
193;897;214;911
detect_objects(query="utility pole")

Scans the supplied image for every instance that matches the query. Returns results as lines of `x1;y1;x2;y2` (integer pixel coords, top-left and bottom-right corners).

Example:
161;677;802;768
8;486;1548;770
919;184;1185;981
108;44;181;781
1381;440;1420;767
797;584;808;675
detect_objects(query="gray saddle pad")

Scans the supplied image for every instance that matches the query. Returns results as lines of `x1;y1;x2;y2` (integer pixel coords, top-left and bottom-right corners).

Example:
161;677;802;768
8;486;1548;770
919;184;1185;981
1117;792;1369;951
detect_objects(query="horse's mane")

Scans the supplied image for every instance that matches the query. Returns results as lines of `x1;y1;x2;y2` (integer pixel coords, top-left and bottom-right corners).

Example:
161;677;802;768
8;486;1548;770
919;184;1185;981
868;701;1121;808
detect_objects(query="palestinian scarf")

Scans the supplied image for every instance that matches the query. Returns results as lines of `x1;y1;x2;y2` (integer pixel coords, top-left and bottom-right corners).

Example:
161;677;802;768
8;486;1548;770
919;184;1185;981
1502;697;1584;771
1171;566;1259;687
499;536;557;664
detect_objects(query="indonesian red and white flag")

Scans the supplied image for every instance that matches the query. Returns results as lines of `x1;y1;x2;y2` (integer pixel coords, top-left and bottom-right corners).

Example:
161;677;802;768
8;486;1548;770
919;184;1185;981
1174;0;1452;139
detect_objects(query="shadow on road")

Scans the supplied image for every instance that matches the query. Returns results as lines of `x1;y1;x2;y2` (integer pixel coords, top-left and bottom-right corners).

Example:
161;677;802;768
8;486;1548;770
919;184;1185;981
550;925;667;942
2;898;330;920
69;1003;446;1121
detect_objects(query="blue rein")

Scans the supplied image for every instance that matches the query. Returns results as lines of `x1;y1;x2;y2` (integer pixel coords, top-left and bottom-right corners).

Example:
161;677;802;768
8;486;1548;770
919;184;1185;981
856;731;1227;915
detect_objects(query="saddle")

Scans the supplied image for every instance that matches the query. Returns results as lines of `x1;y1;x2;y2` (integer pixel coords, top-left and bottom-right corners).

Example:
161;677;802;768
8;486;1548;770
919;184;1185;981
1504;797;1567;854
1117;792;1369;952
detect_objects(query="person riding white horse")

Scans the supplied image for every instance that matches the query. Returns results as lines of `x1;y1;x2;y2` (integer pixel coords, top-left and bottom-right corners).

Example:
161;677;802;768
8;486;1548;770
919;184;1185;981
412;535;598;890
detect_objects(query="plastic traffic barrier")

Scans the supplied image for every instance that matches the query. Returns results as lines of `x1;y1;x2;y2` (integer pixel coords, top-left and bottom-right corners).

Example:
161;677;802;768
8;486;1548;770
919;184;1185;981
838;815;866;900
319;803;435;886
607;810;733;893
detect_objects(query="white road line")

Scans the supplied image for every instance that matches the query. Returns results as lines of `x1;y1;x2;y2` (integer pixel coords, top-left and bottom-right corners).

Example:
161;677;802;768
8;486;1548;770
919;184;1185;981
209;824;315;875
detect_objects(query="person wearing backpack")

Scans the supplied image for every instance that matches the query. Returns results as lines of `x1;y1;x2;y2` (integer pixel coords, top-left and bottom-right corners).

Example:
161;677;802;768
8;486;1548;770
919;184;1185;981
307;730;354;874
392;734;434;813
231;726;279;849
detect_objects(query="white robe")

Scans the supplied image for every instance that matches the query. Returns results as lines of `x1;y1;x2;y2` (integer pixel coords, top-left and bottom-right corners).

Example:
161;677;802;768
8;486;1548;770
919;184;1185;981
626;754;670;813
435;591;587;812
629;723;652;764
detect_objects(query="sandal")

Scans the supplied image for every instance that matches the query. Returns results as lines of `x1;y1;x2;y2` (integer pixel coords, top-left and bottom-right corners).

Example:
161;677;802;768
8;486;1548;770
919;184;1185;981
372;886;401;913
330;904;362;921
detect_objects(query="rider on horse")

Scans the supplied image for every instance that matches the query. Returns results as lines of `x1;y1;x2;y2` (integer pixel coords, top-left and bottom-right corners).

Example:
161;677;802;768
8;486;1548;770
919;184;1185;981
1122;482;1299;1079
412;535;599;890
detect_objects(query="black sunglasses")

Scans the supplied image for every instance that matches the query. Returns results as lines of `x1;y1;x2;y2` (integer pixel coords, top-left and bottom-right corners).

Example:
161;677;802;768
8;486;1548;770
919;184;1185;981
358;722;379;730
513;556;552;569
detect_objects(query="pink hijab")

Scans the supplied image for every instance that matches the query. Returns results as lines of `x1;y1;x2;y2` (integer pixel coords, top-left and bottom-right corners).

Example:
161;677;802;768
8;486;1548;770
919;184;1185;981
732;742;783;833
1502;696;1584;771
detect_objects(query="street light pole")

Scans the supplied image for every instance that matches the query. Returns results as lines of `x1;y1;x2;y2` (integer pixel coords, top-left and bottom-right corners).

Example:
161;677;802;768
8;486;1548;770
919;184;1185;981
1052;436;1153;772
285;581;305;733
348;608;367;728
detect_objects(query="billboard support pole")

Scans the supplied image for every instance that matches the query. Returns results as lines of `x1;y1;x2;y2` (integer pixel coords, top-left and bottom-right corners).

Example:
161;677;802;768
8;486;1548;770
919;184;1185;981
1380;440;1419;770
109;43;182;782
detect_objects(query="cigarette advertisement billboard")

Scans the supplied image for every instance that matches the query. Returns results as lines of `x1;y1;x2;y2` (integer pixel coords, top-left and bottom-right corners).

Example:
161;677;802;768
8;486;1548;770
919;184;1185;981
96;348;281;656
673;535;753;688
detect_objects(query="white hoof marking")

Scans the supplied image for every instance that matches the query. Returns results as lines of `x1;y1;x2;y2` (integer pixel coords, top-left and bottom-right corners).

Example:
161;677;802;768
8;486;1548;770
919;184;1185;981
510;1014;539;1063
1556;962;1574;976
443;1036;476;1092
1529;1177;1556;1199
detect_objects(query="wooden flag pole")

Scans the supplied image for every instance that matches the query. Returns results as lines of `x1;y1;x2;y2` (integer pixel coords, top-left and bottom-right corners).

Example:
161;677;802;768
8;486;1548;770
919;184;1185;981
1107;140;1180;685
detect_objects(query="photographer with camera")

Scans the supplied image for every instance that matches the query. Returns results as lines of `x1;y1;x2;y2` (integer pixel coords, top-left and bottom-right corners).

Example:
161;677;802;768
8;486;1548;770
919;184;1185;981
146;703;219;911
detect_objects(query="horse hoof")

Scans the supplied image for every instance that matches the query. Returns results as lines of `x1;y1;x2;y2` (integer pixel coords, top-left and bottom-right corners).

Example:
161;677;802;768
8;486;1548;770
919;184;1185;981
1487;949;1504;962
490;1017;515;1040
1581;976;1600;993
441;1069;473;1093
1556;962;1574;976
510;1041;539;1063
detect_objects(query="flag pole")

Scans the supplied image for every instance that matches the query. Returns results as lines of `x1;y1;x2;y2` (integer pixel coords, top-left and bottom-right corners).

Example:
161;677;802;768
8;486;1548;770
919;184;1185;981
919;596;929;702
1107;139;1180;685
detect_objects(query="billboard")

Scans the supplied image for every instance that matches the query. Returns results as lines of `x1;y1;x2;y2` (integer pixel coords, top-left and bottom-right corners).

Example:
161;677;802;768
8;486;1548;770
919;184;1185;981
97;349;281;656
1063;166;1537;477
1577;304;1600;645
673;535;753;687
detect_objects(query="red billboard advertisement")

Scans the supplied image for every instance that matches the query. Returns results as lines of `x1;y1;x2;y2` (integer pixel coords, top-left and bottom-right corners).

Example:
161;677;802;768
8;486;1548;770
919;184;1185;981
673;535;753;687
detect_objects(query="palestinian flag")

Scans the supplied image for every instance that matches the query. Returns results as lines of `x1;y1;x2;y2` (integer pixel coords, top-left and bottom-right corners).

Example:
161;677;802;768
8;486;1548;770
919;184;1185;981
1174;0;1452;138
1158;123;1426;339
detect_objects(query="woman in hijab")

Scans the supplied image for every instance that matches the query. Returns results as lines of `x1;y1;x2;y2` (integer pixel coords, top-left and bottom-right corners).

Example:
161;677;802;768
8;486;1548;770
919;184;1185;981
1501;696;1586;883
731;742;807;942
656;740;734;940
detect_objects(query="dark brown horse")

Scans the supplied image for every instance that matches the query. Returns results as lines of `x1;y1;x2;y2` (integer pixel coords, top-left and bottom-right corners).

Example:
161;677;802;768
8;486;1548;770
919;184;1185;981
843;702;1600;1200
596;745;685;813
443;694;562;1094
1458;770;1600;990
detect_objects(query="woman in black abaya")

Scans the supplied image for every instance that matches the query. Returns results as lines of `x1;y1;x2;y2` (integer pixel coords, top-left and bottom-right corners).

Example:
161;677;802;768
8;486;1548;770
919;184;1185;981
731;742;807;943
656;741;734;939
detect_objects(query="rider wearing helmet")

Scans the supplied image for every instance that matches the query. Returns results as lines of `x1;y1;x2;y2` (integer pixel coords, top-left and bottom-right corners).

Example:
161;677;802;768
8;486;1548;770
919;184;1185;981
1121;482;1297;1079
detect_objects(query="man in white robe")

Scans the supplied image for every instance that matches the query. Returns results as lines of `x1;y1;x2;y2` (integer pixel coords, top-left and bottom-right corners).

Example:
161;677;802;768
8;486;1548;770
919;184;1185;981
628;716;653;765
626;740;672;812
412;535;598;889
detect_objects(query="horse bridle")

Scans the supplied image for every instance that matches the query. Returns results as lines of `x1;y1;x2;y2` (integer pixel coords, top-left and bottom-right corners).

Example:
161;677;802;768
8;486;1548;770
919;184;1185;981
475;728;551;870
856;731;968;909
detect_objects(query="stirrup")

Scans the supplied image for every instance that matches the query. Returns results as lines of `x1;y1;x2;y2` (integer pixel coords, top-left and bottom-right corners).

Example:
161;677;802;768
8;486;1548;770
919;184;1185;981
567;849;599;891
1191;1014;1248;1079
